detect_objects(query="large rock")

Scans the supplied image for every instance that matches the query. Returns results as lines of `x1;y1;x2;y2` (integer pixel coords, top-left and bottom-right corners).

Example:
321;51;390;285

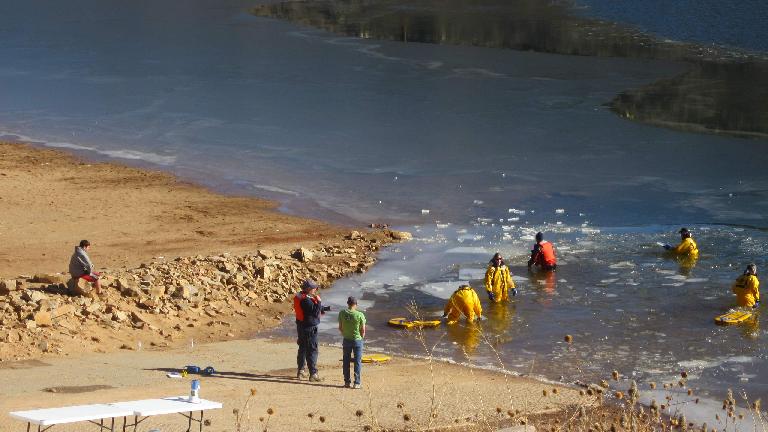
0;279;18;295
117;278;142;297
33;311;52;327
67;278;93;296
254;264;272;281
389;230;413;241
292;248;314;263
257;249;274;260
33;273;68;284
24;290;47;303
149;285;166;298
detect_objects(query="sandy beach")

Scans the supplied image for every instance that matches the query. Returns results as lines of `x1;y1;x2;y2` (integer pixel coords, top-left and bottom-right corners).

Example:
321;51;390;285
0;142;594;431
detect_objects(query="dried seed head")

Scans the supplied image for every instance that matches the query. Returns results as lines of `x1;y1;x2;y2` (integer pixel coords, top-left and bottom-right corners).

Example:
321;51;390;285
552;388;559;394
681;371;688;378
319;416;326;423
650;382;657;389
403;413;411;422
564;334;573;343
687;389;693;396
250;388;257;396
232;408;240;415
753;399;762;411
615;391;624;400
612;370;619;380
363;426;372;431
356;410;364;417
396;401;404;409
543;389;549;397
600;380;609;389
307;413;314;418
267;408;274;415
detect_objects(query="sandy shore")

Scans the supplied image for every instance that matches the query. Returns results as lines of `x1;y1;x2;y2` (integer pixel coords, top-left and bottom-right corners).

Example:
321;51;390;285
0;142;345;279
0;338;585;431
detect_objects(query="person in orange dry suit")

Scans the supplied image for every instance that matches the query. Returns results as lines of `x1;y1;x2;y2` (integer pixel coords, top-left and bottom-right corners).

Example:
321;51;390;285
732;264;760;308
442;284;483;324
528;232;557;271
485;253;516;302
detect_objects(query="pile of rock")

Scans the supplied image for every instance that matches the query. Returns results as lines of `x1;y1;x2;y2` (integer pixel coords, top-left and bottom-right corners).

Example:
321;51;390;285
0;229;410;358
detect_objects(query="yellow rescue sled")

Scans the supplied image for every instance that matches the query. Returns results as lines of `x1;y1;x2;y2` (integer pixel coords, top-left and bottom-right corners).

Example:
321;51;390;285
714;310;754;326
387;317;442;329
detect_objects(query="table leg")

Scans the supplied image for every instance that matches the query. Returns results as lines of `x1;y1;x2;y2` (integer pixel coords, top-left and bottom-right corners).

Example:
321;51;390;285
111;417;115;432
133;415;138;432
199;411;204;432
187;411;192;432
26;422;30;432
122;416;126;432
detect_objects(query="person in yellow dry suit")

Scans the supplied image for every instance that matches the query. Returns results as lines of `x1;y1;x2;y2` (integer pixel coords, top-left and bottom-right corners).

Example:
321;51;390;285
485;253;516;302
442;284;483;324
732;264;760;308
663;227;699;258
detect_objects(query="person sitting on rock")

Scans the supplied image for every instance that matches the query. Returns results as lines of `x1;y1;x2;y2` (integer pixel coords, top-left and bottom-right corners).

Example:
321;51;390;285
485;252;516;302
732;264;760;308
69;240;101;294
442;284;482;324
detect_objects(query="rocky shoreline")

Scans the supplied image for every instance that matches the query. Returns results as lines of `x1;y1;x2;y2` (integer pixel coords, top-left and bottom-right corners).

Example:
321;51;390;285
0;228;411;361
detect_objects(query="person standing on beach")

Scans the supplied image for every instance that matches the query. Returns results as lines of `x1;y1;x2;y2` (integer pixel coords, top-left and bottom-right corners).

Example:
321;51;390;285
663;228;699;258
443;284;483;324
732;264;760;308
294;279;325;382
338;296;366;389
485;252;516;302
68;240;101;294
527;232;557;271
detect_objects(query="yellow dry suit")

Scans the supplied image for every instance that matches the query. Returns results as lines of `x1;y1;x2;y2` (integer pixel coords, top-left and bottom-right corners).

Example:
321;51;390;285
444;285;482;324
672;237;699;258
732;274;760;308
484;264;515;303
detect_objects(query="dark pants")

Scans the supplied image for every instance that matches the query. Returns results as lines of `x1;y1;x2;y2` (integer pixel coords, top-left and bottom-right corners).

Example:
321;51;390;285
342;338;363;385
297;325;319;375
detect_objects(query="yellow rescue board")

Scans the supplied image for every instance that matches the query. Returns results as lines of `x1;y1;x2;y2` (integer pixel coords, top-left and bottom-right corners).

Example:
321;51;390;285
362;354;391;363
388;317;442;329
714;310;754;326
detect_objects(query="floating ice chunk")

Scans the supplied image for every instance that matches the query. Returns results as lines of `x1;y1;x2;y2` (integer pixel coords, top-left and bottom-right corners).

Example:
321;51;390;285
661;282;685;287
456;228;467;234
580;227;600;234
579;213;585;217
421;209;430;214
457;234;484;242
417;281;470;299
605;293;618;298
726;356;755;363
556;221;563;225
436;223;450;229
511;275;529;282
476;217;493;224
501;225;514;231
459;268;487;280
445;246;489;254
508;217;520;222
508;208;526;215
609;261;636;269
684;278;708;283
600;278;619;284
555;208;565;214
656;270;676;275
473;200;484;205
558;279;567;283
665;275;688;281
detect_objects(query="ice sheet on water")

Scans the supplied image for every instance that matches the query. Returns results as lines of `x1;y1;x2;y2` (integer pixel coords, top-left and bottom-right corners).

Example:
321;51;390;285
684;278;708;283
656;269;677;275
508;208;526;215
457;234;484;242
580;227;600;234
421;209;430;214
665;275;688;281
609;261;636;269
458;268;487;280
473;200;484;205
445;246;489;255
600;278;619;284
416;281;470;300
508;217;520;222
436;223;450;229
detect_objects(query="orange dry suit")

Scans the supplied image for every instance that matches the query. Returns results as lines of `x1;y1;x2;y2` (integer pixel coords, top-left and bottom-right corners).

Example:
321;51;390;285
529;241;557;269
443;286;482;324
732;274;760;308
671;237;699;258
485;263;515;302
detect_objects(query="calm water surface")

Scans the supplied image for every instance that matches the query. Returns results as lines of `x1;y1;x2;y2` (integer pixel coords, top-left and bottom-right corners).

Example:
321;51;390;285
0;0;767;423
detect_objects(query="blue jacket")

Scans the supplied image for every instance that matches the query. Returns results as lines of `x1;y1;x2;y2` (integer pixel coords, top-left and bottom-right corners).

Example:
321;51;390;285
299;295;322;328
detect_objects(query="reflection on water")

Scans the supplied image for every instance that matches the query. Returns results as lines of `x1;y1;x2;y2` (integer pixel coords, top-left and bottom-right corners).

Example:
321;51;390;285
253;0;768;139
611;61;768;139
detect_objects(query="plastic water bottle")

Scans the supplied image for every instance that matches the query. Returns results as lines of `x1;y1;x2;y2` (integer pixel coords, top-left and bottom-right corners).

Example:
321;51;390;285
189;379;201;403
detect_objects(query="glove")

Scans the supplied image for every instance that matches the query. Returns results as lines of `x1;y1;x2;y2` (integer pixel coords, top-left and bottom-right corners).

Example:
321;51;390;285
663;244;672;250
487;291;495;302
441;314;448;319
511;288;518;297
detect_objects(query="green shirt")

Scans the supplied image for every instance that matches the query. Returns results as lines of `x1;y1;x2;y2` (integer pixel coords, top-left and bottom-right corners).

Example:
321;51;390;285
338;308;366;340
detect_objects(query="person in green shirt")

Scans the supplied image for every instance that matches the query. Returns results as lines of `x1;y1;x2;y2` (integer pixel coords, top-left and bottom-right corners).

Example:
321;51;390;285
338;296;366;389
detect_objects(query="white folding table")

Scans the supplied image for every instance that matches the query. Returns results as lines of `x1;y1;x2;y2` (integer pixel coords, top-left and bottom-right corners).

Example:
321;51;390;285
9;396;222;432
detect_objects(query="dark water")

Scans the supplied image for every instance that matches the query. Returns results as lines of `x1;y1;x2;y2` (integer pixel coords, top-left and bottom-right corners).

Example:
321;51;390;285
0;0;767;425
253;0;768;138
574;0;768;53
